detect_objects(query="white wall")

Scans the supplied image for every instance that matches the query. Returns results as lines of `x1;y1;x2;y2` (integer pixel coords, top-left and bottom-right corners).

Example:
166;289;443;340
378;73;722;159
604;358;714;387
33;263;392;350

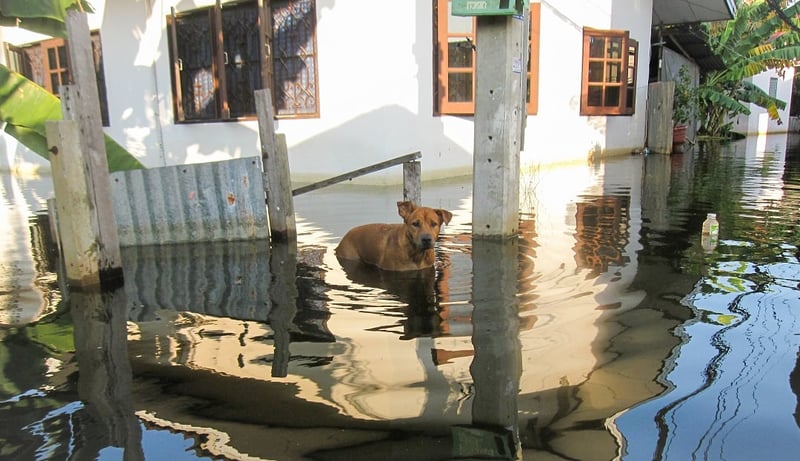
522;0;653;170
1;0;655;183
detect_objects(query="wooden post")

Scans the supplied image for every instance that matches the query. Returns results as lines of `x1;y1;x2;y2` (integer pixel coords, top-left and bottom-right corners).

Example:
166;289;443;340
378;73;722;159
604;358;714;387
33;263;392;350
472;11;527;238
255;89;296;243
647;81;674;154
47;121;105;287
403;160;422;205
57;10;122;285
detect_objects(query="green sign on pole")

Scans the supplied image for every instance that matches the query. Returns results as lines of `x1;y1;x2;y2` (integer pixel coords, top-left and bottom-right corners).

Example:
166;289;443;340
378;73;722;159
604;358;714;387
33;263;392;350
452;0;526;16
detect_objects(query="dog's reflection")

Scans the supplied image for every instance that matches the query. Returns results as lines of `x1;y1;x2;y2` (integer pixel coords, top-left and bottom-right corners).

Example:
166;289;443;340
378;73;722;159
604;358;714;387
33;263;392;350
338;257;450;339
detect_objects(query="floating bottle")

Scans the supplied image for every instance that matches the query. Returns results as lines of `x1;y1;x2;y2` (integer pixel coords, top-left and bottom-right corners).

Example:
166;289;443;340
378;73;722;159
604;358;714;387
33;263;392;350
702;213;719;237
701;213;719;251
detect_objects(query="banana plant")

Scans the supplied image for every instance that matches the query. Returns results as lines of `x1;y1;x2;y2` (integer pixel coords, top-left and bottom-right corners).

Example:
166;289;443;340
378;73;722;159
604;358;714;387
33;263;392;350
697;0;800;138
0;0;143;171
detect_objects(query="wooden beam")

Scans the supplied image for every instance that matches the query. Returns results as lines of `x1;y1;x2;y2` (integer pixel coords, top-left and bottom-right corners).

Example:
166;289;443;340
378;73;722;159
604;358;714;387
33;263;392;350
54;10;122;286
255;88;296;243
47;120;103;287
292;151;422;196
647;81;674;154
403;160;422;205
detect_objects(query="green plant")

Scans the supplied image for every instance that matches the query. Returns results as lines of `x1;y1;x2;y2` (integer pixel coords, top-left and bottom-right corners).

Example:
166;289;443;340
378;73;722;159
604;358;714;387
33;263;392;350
0;0;143;171
695;0;800;138
673;65;696;126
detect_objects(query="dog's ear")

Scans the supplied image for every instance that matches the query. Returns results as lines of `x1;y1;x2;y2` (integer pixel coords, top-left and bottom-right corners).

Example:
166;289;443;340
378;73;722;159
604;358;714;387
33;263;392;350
397;201;415;220
436;209;453;225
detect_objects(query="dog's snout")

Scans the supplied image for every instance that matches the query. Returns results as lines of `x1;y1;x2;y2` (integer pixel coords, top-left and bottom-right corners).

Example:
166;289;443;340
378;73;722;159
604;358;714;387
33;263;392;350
421;234;434;248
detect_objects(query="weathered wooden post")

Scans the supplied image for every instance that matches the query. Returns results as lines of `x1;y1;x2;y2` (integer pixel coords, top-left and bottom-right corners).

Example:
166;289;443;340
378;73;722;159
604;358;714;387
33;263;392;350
255;89;297;243
647;81;675;154
460;1;529;238
403;160;422;204
47;10;122;287
47;121;101;286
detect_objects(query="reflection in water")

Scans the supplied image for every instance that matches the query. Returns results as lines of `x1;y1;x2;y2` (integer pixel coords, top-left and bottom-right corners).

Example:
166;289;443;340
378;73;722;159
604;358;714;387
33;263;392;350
337;259;443;339
574;195;631;280
461;238;522;459
3;134;800;459
614;135;800;460
71;287;143;460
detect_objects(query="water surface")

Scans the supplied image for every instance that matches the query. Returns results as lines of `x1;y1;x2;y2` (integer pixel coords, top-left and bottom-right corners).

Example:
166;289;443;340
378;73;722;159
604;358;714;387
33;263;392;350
1;134;800;460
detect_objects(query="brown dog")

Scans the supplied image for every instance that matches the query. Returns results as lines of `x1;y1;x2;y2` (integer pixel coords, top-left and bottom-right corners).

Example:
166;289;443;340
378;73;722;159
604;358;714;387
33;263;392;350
335;201;453;271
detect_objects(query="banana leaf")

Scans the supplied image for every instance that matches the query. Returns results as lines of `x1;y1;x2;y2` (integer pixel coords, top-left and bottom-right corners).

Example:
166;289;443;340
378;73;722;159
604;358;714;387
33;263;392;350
0;64;143;172
0;0;93;38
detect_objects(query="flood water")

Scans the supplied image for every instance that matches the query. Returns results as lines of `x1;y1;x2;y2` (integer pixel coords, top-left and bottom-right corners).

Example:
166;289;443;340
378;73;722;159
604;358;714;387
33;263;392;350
2;133;800;460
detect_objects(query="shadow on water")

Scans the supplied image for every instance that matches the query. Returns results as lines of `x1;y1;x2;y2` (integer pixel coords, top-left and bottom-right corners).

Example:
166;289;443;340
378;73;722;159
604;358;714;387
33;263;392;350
3;133;800;459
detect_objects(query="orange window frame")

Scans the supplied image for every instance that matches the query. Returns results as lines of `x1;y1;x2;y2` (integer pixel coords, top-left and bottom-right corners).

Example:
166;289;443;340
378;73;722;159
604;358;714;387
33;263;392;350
435;0;540;115
580;28;638;116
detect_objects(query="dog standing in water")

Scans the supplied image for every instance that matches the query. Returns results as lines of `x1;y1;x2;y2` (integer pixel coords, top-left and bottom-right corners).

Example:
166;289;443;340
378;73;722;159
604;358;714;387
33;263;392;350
335;201;453;271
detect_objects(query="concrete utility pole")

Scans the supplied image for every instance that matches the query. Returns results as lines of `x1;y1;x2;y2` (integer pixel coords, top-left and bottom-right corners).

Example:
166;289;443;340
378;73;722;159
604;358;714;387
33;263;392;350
471;5;528;239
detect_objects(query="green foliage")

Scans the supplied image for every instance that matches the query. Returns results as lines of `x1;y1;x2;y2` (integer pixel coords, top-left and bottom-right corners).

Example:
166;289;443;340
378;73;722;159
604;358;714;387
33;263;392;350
0;65;144;171
673;65;696;125
0;0;93;38
0;0;143;171
697;0;800;137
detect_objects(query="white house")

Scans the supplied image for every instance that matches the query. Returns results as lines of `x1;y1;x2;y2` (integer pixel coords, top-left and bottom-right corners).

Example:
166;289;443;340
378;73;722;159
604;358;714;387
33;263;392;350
1;0;738;183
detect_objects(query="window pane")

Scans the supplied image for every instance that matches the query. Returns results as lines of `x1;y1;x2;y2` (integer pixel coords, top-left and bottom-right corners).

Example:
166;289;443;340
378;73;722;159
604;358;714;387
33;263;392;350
273;0;318;117
588;61;603;82
222;2;261;118
57;46;68;69
606;37;622;58
47;48;57;70
175;11;217;120
448;38;473;68
604;86;620;106
589;36;605;58
587;85;603;106
448;72;473;102
581;29;635;115
606;62;620;83
50;74;60;93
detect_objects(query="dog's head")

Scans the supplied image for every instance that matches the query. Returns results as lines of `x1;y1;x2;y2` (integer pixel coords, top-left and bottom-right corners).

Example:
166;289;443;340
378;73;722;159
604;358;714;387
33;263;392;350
397;201;453;250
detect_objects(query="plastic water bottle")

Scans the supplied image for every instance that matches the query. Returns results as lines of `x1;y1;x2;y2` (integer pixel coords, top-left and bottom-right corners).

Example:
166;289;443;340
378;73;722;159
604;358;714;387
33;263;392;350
702;213;719;237
701;213;719;251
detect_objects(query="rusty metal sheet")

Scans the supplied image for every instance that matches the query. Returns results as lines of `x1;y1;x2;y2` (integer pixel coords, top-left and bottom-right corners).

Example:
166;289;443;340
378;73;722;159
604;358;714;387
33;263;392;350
111;157;268;246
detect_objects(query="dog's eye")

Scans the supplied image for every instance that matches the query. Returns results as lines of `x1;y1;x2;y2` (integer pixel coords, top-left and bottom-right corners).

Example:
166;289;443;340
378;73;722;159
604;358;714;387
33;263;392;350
412;220;421;227
431;221;439;227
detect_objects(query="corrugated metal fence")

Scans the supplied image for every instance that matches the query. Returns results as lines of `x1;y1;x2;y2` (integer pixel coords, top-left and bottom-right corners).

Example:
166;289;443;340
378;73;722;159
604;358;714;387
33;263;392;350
110;157;269;247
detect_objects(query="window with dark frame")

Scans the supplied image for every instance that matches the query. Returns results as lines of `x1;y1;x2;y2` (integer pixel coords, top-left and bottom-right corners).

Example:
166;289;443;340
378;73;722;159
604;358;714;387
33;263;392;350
6;33;110;126
580;28;638;116
167;0;319;123
434;0;540;116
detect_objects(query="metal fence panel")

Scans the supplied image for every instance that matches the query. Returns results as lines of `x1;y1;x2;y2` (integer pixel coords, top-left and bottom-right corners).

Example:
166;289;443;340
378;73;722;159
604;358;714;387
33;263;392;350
111;157;268;246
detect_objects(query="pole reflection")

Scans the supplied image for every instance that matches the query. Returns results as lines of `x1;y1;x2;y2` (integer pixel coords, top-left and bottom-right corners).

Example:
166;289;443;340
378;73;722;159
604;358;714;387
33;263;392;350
70;286;143;460
456;237;522;459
